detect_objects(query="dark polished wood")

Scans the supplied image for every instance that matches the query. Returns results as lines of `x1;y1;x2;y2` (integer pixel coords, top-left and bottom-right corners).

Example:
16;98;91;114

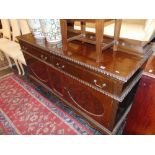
123;55;155;134
19;34;149;80
18;33;151;134
63;75;118;130
24;52;51;86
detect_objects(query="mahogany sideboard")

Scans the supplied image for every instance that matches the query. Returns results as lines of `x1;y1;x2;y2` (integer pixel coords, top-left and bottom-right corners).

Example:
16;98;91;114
123;55;155;134
18;33;152;134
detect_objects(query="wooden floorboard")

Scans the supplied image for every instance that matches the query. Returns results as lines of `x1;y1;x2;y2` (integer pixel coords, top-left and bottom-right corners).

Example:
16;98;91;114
0;68;12;77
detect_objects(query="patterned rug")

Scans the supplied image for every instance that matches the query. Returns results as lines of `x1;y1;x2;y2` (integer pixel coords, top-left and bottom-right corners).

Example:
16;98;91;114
0;74;93;135
0;51;9;71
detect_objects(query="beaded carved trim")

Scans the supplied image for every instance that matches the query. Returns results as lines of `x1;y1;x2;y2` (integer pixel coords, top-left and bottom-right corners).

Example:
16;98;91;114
19;38;152;82
23;50;142;102
51;48;152;82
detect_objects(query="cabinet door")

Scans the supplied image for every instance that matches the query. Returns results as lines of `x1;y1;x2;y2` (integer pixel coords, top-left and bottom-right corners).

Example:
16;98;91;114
63;76;118;130
48;67;64;97
24;53;50;87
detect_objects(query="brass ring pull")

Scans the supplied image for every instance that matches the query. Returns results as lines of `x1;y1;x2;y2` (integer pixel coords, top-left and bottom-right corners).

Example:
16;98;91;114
40;55;44;59
44;57;48;61
93;79;106;88
56;63;64;69
56;63;59;66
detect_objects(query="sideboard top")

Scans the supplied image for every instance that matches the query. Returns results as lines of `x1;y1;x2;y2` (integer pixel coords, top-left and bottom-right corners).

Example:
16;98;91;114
18;33;151;82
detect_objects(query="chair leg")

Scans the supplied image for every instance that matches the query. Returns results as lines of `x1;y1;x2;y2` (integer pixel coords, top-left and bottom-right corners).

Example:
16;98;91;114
14;59;21;75
4;53;12;68
18;61;25;76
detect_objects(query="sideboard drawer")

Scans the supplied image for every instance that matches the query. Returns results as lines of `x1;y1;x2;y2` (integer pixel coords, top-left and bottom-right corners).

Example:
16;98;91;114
52;55;123;96
20;41;51;63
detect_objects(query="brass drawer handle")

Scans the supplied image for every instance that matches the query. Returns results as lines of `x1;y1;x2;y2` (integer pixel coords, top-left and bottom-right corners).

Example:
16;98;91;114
44;57;48;61
93;79;106;88
56;63;60;66
40;55;44;59
40;55;48;61
56;63;65;69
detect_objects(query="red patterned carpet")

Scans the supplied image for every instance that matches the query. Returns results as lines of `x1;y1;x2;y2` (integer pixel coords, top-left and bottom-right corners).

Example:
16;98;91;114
0;74;93;135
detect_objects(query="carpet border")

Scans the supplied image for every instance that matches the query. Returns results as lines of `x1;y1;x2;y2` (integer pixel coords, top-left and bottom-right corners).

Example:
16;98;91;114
0;109;21;135
0;74;93;135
